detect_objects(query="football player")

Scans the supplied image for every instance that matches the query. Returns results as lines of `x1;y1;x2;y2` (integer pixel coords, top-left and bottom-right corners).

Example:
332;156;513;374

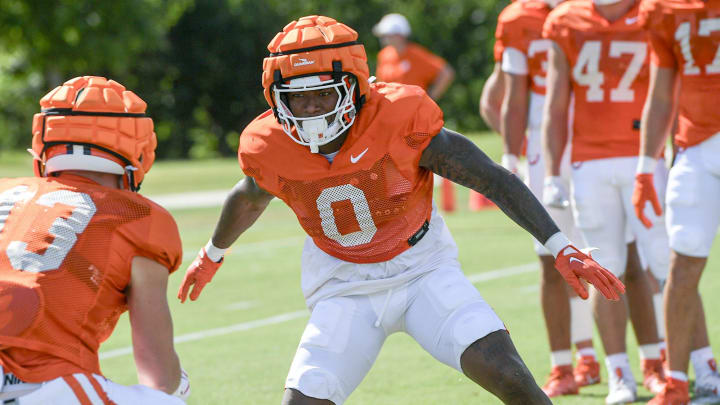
495;0;607;397
634;0;720;402
0;76;189;404
178;16;625;405
542;0;670;402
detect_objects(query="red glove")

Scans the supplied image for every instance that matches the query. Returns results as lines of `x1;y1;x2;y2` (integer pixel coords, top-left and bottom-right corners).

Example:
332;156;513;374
632;173;663;229
555;245;625;301
178;248;223;303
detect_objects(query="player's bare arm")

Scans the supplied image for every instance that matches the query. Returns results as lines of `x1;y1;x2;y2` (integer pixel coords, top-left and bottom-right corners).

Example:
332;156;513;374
541;42;571;178
480;63;505;133
640;64;678;160
419;127;559;244
211;176;274;249
501;71;530;159
178;176;274;302
128;256;182;394
428;64;455;101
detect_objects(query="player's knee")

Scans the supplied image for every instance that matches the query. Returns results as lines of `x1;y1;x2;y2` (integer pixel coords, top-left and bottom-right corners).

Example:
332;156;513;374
286;368;341;405
670;225;708;258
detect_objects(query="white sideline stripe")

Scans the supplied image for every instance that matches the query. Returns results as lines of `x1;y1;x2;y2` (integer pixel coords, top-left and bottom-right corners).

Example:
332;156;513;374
99;262;536;360
182;236;303;260
99;311;308;360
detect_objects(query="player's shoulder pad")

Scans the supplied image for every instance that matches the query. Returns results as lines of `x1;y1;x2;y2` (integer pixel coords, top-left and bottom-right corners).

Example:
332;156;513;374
367;82;442;125
239;109;281;156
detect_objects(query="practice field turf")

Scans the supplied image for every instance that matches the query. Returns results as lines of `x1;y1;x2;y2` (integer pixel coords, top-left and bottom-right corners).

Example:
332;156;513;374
2;134;718;404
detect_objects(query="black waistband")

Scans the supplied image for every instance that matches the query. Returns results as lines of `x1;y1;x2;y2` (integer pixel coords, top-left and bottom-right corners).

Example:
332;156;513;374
407;220;430;246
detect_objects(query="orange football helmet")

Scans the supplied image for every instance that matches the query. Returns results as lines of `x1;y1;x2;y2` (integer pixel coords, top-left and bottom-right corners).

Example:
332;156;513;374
30;76;156;191
262;15;370;152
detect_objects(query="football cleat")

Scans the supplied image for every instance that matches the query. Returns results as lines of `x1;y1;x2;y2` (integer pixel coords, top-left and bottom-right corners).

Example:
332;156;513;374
693;371;720;404
643;359;667;394
606;367;637;404
574;355;601;387
542;365;579;397
647;377;689;405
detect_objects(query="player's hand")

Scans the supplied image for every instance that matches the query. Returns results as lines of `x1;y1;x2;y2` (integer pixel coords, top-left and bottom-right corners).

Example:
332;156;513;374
501;153;519;175
554;245;625;301
543;176;570;209
632;173;662;229
178;248;223;303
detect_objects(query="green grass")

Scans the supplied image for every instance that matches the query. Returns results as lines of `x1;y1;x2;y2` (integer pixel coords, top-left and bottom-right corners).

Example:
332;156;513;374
4;134;719;404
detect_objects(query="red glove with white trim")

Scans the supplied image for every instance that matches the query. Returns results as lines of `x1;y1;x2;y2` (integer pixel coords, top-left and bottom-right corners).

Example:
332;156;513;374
178;248;223;303
632;173;662;229
555;245;625;301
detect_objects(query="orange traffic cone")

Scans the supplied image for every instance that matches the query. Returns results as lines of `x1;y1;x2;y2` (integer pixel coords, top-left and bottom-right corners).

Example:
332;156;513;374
469;190;496;211
441;178;456;213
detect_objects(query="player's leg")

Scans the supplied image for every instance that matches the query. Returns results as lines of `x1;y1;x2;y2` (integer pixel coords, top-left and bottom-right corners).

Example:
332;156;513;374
283;295;388;405
570;159;636;404
404;266;550;404
651;139;720;404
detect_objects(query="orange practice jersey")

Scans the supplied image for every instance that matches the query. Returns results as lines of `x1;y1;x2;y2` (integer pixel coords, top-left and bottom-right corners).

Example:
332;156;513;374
544;0;650;162
239;83;443;263
0;175;182;382
496;0;553;95
375;43;448;90
640;0;720;147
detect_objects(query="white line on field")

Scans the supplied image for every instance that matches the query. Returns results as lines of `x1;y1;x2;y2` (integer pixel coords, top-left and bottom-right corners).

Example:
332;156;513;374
99;262;537;360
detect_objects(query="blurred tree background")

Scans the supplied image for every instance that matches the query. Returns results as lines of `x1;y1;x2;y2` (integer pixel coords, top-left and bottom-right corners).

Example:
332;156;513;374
0;0;508;159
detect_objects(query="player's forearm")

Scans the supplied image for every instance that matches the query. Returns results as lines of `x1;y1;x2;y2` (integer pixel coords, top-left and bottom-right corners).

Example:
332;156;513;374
211;177;273;248
428;66;455;100
640;65;677;159
420;128;560;242
480;64;504;133
501;75;529;156
542;111;568;176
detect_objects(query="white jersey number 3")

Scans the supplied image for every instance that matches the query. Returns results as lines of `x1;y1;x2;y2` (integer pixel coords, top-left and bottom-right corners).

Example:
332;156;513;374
316;184;377;247
573;40;647;102
0;186;96;272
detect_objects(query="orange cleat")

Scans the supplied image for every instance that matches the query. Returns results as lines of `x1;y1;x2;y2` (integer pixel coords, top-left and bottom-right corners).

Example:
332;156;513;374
642;359;667;395
647;377;689;405
574;355;601;387
542;365;579;397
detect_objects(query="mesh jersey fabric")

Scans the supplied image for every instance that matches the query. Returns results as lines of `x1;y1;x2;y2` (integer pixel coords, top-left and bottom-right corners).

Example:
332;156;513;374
375;43;448;90
544;0;649;162
639;0;720;148
495;0;553;95
239;82;444;263
0;175;182;382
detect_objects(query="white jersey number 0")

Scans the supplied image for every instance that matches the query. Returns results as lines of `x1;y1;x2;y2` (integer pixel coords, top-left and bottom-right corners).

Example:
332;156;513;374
316;184;377;247
0;186;96;273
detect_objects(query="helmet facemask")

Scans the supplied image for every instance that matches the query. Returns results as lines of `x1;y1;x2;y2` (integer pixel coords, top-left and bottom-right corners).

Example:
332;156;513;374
273;74;357;153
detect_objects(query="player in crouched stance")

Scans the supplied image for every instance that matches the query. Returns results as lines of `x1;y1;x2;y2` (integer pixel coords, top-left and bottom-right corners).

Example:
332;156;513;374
178;16;625;405
0;76;190;404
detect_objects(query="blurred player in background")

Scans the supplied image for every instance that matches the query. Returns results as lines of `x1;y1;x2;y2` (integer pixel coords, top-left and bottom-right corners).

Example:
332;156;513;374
634;0;720;402
372;13;468;212
0;76;189;404
494;0;606;397
178;15;625;405
542;0;670;402
373;13;455;101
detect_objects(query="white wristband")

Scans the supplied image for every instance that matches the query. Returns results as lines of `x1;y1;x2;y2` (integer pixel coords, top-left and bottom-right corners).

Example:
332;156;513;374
544;232;572;258
204;240;227;263
636;156;657;174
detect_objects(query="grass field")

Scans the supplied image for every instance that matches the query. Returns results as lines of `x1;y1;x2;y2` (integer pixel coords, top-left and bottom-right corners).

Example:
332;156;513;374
2;133;719;404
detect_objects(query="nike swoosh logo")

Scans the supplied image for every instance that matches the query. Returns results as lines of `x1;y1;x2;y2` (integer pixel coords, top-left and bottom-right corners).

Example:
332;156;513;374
350;148;369;163
625;16;638;25
569;257;584;265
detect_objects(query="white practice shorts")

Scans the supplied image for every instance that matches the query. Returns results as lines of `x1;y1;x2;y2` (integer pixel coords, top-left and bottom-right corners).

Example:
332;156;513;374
12;372;183;405
287;206;505;405
525;93;581;256
570;156;670;280
666;132;720;257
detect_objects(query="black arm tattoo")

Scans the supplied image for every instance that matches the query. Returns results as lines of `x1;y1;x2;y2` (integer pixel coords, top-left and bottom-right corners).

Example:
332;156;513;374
419;128;560;244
